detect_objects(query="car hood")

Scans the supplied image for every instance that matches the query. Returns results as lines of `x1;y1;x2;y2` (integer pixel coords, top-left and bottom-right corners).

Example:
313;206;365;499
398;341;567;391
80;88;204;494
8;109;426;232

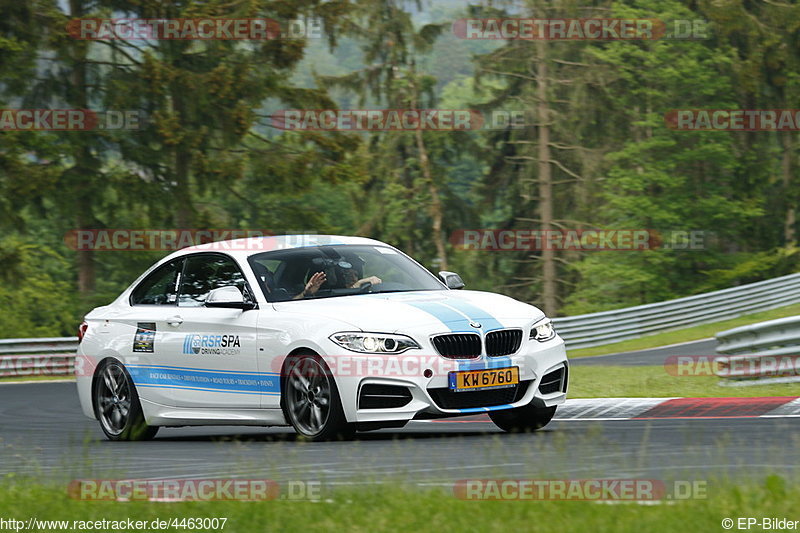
272;290;544;333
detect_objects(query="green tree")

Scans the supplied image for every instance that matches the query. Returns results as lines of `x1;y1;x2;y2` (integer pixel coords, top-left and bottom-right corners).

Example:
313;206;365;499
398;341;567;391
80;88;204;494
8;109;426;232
471;0;613;314
563;0;765;313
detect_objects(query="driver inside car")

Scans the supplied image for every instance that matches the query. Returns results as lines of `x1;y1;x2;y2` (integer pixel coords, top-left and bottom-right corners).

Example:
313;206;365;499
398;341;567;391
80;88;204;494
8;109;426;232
300;258;382;298
341;267;381;290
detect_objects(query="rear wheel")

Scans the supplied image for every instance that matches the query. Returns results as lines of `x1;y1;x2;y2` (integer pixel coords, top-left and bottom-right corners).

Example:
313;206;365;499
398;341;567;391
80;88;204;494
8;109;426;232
489;404;556;433
93;360;158;441
283;353;355;441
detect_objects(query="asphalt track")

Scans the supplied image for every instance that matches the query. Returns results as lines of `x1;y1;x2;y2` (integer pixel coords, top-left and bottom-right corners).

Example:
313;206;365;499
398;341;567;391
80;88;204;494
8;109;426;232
0;381;797;487
570;338;719;366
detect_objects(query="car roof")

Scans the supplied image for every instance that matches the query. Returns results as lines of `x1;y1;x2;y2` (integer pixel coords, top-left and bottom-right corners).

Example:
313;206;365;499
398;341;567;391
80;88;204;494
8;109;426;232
167;234;391;261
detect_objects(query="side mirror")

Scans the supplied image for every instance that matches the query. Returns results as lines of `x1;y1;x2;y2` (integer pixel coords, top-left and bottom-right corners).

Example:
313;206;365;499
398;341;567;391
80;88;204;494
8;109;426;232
438;271;465;290
205;286;256;310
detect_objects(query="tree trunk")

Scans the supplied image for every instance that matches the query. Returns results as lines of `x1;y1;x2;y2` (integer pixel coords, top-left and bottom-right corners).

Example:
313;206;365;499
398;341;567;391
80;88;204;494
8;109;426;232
536;39;557;316
174;147;193;228
783;132;796;246
171;86;194;228
75;204;95;295
415;127;448;270
409;69;448;271
69;0;95;296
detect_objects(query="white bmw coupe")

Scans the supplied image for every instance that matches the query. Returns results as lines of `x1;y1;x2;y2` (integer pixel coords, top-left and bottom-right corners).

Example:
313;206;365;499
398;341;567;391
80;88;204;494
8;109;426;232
76;235;568;441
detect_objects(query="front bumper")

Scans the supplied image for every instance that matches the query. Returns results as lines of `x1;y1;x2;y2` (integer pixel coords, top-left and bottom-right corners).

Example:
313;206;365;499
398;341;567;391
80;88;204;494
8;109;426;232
327;335;569;424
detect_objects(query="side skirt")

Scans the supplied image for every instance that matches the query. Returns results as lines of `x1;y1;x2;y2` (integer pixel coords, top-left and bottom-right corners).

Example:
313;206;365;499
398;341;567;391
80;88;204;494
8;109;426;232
140;398;288;427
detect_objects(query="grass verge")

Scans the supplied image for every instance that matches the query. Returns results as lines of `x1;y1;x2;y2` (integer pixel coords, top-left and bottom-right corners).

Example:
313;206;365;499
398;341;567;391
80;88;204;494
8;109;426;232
0;477;796;533
0;375;74;384
568;302;800;358
569;365;800;398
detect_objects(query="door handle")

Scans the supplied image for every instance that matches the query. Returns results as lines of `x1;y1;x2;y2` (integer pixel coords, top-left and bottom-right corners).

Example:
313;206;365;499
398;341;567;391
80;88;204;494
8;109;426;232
166;315;184;327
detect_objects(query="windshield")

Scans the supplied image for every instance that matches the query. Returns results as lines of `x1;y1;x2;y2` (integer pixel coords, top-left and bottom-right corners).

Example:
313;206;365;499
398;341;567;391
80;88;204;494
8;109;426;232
248;245;445;302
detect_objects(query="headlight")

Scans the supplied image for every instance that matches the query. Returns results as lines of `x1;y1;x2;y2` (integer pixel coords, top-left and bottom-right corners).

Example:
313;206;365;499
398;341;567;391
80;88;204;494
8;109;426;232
329;332;420;354
530;319;556;342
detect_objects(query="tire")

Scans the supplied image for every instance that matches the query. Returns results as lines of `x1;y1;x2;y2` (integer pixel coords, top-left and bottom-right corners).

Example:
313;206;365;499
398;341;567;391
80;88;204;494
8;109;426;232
282;353;355;441
489;404;556;433
93;359;159;441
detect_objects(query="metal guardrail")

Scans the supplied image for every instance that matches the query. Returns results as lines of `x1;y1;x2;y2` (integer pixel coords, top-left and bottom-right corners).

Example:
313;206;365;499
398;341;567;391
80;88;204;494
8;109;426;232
714;317;800;380
2;272;800;377
552;273;800;349
0;337;78;378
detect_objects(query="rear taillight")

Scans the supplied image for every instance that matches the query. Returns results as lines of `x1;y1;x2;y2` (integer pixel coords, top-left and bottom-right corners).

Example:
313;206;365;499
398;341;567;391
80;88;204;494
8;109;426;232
78;321;88;343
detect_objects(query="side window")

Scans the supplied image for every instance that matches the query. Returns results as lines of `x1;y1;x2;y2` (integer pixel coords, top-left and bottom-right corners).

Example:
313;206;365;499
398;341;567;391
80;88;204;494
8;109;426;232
130;260;182;305
179;254;247;307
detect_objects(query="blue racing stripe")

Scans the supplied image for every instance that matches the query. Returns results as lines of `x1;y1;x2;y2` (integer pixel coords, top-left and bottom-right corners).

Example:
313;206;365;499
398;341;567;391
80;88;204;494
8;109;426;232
486;355;513;369
457;404;514;414
128;364;278;375
408;299;515;373
136;384;280;396
440;299;505;332
128;365;280;395
409;301;478;374
406;301;481;333
441;300;514;370
408;298;521;410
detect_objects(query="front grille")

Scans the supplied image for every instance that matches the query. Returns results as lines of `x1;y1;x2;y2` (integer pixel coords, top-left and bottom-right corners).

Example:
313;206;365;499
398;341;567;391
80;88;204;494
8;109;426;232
485;329;523;356
432;333;481;359
428;381;530;410
358;384;413;409
538;366;567;395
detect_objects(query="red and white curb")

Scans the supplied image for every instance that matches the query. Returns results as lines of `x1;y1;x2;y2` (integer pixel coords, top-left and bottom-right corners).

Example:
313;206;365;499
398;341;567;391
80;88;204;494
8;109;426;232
426;397;800;424
555;398;678;421
558;397;800;420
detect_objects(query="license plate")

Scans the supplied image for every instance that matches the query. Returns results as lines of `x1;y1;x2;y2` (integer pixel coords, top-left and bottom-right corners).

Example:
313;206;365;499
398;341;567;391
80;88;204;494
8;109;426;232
448;367;519;392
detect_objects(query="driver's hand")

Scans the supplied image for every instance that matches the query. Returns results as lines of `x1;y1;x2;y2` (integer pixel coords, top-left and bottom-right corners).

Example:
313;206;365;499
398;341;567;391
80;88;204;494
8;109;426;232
357;276;382;287
303;271;326;296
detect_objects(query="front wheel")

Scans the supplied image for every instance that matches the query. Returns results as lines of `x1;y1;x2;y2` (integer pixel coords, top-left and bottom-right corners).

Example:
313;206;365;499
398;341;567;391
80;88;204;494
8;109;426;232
93;360;159;441
489;404;556;433
283;354;355;441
